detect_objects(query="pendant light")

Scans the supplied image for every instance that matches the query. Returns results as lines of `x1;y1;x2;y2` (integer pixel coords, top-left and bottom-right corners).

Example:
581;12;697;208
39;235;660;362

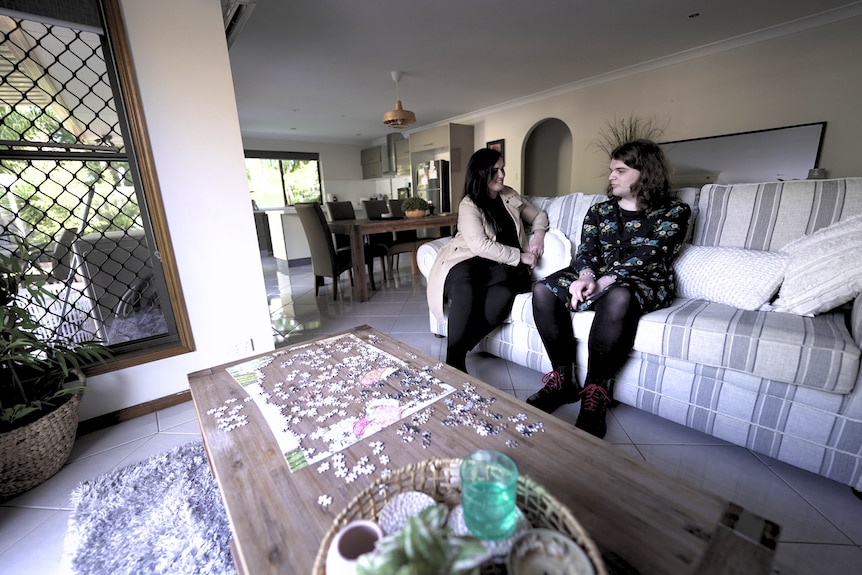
382;71;416;129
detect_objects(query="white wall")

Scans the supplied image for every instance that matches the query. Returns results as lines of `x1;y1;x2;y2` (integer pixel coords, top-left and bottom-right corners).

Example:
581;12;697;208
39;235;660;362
239;14;862;202
79;0;273;421
463;14;862;194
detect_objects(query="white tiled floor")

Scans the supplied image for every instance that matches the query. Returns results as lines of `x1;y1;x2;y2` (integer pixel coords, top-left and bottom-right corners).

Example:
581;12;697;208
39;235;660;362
2;256;860;574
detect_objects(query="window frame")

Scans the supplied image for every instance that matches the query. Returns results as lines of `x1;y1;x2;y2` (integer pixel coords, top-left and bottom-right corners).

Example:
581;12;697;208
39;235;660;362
244;149;323;207
0;0;194;374
96;0;194;371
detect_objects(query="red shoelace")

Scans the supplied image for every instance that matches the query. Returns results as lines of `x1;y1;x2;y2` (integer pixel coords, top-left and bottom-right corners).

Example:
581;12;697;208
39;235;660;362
539;370;562;393
579;383;610;412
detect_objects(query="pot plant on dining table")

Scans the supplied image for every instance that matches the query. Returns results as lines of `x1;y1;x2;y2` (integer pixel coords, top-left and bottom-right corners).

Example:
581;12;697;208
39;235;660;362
0;236;112;500
400;197;429;218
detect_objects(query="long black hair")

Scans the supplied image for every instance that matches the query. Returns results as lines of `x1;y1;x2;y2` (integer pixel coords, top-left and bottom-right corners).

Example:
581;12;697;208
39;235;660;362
463;147;505;232
607;139;673;209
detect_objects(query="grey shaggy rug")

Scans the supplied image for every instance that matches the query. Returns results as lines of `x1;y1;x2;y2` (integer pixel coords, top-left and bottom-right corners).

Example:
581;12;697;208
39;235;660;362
62;441;235;575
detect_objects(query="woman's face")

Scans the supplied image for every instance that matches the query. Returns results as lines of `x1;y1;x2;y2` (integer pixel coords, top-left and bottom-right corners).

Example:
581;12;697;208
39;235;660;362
487;158;505;197
608;159;640;200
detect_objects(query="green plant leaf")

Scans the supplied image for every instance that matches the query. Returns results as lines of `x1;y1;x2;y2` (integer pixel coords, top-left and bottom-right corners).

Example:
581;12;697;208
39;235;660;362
401;197;429;211
1;234;113;428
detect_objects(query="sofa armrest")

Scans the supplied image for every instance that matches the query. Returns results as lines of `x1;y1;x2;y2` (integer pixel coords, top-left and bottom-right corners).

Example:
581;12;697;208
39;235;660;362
417;237;451;278
416;227;574;281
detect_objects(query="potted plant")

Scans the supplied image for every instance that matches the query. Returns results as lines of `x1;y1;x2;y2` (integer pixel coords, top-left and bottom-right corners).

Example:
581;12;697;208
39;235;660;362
400;197;429;218
588;113;668;157
0;235;112;499
357;504;488;575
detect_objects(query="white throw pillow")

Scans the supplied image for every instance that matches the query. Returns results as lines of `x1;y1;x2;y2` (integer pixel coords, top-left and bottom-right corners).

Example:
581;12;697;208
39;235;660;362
673;245;787;310
772;214;862;316
531;227;571;280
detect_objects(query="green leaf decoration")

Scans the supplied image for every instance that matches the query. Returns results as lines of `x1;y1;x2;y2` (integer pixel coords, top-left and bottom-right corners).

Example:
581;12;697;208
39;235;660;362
356;503;486;575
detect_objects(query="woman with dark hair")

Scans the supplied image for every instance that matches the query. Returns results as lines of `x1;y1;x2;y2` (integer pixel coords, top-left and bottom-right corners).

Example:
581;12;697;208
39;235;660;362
526;139;690;438
427;148;549;373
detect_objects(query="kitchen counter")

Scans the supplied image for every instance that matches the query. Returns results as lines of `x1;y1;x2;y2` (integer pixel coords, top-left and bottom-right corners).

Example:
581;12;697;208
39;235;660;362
264;206;367;271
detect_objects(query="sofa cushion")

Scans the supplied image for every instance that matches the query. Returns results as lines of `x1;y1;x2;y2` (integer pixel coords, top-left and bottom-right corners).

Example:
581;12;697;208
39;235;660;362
633;299;860;394
531;227;571;279
673;245;787;310
854;294;862;350
692;178;862;251
672;187;701;243
772;214;862;316
525;194;606;249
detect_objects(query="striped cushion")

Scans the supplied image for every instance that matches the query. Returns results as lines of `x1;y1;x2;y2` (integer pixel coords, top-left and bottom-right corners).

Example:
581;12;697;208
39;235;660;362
525;194;606;248
692;178;862;251
772;214;862;316
634;299;860;394
854;294;862;349
672;187;701;243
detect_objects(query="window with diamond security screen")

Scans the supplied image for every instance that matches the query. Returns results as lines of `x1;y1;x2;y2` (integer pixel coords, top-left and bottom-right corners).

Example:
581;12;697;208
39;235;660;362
0;2;187;358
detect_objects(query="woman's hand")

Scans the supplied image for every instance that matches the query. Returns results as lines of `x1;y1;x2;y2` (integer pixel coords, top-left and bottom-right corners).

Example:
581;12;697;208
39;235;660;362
529;229;546;259
520;252;537;268
569;277;596;304
569;274;616;304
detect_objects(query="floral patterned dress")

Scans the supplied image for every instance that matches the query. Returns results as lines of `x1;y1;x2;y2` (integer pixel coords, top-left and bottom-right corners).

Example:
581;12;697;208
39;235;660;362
540;198;691;313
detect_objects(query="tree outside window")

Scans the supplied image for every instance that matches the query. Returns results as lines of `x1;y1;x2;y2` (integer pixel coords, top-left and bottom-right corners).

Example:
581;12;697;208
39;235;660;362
244;151;322;208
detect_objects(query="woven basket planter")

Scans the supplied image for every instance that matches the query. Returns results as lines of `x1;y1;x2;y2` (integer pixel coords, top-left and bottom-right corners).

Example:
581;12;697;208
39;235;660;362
0;390;83;500
312;457;606;574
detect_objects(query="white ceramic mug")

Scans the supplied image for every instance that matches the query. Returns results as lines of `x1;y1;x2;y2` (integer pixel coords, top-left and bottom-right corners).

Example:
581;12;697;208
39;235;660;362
325;519;383;575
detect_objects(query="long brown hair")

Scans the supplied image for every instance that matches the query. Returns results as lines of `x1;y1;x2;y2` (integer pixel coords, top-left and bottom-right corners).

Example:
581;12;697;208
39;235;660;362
463;147;505;232
607;139;673;209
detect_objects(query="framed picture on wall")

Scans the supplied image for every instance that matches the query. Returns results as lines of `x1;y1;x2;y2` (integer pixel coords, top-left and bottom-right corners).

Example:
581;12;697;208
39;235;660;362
486;139;505;160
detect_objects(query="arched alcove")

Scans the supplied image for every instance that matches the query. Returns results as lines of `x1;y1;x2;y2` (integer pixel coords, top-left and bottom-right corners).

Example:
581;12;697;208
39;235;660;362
523;118;573;197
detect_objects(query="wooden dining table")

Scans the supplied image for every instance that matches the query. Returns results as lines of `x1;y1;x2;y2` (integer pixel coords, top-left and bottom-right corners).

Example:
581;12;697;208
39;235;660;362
327;212;458;301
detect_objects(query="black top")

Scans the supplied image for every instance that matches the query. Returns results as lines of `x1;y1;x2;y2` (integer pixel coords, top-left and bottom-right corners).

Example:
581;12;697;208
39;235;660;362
488;194;520;250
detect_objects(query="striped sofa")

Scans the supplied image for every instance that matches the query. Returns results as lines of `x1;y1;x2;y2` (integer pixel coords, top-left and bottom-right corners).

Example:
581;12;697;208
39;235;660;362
418;178;862;489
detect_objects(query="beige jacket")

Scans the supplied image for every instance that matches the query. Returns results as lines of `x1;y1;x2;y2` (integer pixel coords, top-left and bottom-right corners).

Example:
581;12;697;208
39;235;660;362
427;187;549;322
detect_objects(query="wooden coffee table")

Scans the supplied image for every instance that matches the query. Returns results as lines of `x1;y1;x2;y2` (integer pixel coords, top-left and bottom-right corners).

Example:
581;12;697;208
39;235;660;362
188;325;778;575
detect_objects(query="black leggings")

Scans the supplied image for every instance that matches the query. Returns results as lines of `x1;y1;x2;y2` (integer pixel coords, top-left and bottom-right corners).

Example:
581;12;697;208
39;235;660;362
444;258;529;371
531;282;642;385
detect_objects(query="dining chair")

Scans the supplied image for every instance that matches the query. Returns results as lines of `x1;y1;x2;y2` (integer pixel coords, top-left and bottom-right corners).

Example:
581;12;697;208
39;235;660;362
387;199;435;275
324;201;387;290
295;202;354;300
361;199;389;221
362;199;414;276
357;199;396;247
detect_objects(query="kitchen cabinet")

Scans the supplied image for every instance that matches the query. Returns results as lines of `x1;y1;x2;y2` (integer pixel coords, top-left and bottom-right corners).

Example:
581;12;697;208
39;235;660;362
267;209;311;272
394;137;410;175
408;125;449;152
361;136;410;179
361;146;383;179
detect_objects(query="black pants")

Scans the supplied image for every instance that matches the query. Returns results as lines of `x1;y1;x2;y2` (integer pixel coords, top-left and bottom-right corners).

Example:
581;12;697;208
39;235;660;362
444;257;530;372
531;281;642;385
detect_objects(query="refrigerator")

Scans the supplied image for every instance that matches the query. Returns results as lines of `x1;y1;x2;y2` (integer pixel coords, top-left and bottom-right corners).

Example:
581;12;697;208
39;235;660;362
414;160;450;214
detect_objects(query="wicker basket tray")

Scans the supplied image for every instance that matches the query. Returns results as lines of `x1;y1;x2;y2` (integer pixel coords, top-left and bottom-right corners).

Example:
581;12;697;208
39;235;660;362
312;457;606;575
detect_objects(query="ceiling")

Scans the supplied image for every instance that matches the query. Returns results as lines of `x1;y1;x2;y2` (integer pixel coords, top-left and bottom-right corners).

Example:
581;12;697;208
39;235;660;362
225;0;861;146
